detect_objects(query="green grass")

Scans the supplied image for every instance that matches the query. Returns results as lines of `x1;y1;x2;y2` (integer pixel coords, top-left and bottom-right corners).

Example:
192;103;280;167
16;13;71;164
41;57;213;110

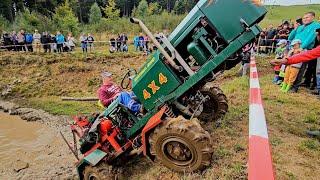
1;47;320;180
1;4;320;177
261;5;320;27
22;97;100;116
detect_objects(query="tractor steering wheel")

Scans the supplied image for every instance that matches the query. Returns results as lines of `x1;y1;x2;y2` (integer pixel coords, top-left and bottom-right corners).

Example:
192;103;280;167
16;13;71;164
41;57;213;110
121;69;137;89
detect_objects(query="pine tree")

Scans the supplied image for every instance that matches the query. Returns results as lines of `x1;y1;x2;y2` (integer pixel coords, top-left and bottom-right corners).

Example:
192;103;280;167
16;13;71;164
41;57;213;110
13;9;42;32
52;0;79;34
136;0;148;18
173;0;186;14
147;2;162;16
104;0;120;20
89;2;102;24
0;15;9;33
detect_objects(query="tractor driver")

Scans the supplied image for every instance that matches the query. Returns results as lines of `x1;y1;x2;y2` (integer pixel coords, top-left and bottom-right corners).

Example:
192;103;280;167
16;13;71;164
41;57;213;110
97;71;143;114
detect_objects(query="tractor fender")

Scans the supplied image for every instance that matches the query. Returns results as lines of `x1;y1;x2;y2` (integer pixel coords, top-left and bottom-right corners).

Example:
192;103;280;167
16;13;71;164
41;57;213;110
76;149;108;180
141;106;166;157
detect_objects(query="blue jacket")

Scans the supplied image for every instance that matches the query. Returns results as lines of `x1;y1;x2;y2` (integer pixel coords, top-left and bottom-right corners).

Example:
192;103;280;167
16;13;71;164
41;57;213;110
288;21;320;50
56;34;65;44
25;33;33;43
133;36;139;46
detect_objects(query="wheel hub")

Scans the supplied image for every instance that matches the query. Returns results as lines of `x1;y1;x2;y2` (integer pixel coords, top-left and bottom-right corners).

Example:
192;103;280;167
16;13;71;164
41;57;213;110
162;137;194;166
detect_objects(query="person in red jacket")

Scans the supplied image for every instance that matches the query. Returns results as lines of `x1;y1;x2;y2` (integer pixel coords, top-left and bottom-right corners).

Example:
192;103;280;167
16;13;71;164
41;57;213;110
97;71;142;113
97;71;122;107
272;45;320;65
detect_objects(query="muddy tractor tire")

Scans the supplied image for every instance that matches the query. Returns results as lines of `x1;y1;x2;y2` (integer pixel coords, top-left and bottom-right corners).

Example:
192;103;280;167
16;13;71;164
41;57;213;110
149;116;213;172
199;86;228;121
83;164;116;180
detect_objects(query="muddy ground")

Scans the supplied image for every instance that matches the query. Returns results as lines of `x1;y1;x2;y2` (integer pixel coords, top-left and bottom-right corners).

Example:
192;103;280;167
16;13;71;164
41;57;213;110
0;100;77;179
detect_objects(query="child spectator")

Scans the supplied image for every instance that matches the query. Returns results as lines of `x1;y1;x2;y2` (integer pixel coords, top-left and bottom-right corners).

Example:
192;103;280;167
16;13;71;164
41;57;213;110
281;39;303;92
56;31;65;53
278;63;286;85
79;33;88;53
272;39;287;84
87;33;94;52
33;30;41;52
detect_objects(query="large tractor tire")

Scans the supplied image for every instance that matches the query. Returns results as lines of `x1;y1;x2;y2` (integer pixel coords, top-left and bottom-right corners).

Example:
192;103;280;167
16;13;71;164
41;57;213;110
149;116;213;172
199;86;228;121
83;164;116;180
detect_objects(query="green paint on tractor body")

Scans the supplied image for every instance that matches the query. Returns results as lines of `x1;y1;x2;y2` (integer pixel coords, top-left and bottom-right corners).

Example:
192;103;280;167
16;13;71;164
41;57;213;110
132;51;181;111
76;1;267;178
169;0;267;44
104;0;266;140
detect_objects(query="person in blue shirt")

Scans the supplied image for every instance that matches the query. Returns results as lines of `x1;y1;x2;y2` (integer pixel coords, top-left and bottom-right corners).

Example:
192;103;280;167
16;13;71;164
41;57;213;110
25;32;34;52
55;31;65;53
289;12;320;50
288;12;320;93
133;35;139;51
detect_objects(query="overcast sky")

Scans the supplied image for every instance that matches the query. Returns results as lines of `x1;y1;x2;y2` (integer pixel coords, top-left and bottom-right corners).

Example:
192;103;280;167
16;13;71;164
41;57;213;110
263;0;320;5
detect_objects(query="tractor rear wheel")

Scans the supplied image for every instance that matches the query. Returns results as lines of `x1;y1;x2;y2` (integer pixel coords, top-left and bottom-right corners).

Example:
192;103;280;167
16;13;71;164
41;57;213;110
149;116;213;172
83;164;116;180
199;86;228;121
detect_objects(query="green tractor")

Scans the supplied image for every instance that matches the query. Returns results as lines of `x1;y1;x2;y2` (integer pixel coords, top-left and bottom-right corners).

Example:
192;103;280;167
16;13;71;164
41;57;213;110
65;0;267;179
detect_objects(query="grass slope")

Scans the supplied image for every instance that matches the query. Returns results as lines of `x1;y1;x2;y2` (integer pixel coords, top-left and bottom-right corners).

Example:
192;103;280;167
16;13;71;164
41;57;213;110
261;5;320;27
0;51;319;179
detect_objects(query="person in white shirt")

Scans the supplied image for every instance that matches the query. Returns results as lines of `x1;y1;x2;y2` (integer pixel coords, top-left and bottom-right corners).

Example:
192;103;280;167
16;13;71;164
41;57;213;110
33;29;41;53
67;32;76;51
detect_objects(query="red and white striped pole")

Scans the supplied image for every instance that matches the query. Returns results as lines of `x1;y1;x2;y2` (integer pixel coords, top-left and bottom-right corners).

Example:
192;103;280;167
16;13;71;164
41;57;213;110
248;56;275;180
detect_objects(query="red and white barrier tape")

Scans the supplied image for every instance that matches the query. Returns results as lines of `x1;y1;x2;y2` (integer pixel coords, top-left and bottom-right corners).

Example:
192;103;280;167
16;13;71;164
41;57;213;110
248;56;275;180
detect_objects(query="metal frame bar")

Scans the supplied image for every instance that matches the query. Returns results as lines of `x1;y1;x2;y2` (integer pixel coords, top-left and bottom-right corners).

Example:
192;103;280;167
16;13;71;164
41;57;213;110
160;34;195;76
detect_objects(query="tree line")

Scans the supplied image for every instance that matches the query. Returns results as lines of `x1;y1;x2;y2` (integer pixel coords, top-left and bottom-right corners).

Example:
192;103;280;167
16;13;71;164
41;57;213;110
0;0;198;23
0;0;198;36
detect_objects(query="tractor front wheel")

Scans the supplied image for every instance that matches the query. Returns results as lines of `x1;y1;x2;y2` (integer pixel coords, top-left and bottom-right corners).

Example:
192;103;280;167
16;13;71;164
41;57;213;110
149;116;213;172
83;164;117;180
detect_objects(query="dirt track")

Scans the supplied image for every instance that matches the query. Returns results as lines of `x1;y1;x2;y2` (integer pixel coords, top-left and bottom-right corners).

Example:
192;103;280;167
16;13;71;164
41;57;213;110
0;100;77;179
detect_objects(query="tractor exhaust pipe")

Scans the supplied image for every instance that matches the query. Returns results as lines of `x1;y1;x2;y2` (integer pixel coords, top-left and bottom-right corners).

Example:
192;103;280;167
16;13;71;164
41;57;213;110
130;17;182;71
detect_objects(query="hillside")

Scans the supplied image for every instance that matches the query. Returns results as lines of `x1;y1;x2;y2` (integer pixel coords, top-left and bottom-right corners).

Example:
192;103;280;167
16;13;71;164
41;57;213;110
1;3;320;180
261;5;320;27
0;51;319;179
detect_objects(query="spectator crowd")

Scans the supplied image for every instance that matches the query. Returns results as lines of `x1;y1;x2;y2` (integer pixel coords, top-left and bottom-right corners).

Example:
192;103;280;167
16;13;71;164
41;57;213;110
266;11;320;101
0;30;96;53
1;29;170;56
